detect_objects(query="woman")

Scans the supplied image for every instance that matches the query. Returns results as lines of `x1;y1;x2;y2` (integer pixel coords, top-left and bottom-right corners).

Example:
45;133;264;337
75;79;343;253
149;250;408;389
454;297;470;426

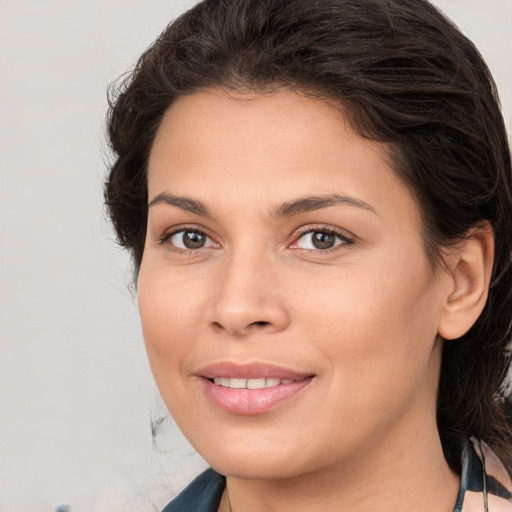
105;0;512;510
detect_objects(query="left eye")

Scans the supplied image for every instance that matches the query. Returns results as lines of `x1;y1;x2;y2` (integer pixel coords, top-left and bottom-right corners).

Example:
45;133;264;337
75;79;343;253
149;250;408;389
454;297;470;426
294;230;347;250
168;230;214;250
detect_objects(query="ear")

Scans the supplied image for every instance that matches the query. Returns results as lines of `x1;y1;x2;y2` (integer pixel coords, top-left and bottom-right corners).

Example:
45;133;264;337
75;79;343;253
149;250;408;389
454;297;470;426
438;222;494;341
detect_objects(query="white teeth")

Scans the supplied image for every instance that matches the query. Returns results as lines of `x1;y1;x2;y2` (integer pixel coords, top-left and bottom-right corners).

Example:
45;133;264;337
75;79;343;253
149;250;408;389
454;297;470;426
212;377;295;389
230;378;247;389
247;378;266;389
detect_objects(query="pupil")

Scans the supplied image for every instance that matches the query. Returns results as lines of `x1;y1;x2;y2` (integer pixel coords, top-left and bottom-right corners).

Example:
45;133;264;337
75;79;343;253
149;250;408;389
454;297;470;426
184;231;205;249
312;231;335;249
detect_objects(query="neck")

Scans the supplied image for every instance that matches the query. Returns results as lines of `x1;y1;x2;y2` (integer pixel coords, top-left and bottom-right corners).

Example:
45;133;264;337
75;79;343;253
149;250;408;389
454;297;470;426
219;425;459;512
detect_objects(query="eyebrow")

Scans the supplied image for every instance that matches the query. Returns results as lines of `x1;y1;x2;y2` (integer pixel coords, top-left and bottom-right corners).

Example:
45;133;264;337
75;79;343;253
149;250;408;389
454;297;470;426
148;192;376;218
148;193;210;216
271;194;376;218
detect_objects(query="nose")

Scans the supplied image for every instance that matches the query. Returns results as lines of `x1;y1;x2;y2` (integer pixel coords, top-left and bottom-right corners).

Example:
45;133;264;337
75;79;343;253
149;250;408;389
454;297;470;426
207;250;290;338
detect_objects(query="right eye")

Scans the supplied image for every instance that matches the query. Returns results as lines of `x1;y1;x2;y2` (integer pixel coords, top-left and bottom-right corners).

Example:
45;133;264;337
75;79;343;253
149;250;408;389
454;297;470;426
164;229;216;250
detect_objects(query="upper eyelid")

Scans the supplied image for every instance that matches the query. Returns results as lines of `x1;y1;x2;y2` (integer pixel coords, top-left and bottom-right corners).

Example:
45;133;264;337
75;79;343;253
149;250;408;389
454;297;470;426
160;224;210;237
293;225;353;241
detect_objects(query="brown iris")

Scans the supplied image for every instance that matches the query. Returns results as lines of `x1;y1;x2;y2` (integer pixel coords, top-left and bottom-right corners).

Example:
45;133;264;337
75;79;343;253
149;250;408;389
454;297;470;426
181;231;206;249
311;231;337;249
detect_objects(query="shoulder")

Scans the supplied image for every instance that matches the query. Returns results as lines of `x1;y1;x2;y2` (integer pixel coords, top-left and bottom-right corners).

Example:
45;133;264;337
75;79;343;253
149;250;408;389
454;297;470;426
161;468;226;512
457;437;512;512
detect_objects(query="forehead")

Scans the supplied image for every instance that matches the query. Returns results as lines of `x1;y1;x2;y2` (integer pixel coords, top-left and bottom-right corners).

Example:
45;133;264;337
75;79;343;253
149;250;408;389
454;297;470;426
147;88;419;227
149;88;353;170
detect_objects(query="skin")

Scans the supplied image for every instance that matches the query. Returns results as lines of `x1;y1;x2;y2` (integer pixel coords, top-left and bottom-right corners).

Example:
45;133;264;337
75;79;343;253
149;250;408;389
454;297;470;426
138;89;492;512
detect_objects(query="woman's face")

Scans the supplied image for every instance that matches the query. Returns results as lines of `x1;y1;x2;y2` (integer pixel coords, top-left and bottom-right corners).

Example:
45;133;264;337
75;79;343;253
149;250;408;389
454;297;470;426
138;89;452;479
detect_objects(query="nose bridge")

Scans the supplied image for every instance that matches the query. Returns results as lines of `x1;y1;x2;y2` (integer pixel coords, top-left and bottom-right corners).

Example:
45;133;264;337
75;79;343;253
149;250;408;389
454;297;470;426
209;242;289;336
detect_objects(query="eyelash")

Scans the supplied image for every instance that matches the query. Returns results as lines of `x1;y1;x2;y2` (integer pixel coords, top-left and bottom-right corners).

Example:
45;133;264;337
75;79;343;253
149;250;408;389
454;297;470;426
291;225;354;253
159;226;216;252
158;225;354;253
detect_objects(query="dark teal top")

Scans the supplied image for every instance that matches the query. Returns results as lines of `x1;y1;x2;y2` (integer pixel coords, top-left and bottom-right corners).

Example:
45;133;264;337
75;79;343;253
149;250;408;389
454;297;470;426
162;468;224;512
162;437;512;512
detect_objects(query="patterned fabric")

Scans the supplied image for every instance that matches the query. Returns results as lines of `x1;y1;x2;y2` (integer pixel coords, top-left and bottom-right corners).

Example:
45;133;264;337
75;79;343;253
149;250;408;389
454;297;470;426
162;438;512;512
456;437;512;512
162;468;224;512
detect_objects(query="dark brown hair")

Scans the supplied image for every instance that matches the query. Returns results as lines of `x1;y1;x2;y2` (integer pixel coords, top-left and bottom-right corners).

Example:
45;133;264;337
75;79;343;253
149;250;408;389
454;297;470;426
105;0;512;471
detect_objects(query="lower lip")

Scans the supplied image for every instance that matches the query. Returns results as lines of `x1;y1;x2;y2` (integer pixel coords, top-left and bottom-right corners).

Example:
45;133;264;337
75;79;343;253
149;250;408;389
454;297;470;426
200;378;314;415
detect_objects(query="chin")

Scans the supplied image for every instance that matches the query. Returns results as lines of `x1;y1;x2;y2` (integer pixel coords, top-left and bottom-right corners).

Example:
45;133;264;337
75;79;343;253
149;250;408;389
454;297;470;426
197;429;349;483
209;455;305;481
189;430;311;480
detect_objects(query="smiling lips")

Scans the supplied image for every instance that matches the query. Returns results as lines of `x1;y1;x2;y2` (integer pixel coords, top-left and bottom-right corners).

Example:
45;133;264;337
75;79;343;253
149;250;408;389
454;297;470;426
213;377;295;389
198;363;314;415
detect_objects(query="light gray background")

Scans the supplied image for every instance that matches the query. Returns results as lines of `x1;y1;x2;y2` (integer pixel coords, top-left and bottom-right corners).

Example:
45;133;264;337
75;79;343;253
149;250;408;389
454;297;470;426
1;1;511;511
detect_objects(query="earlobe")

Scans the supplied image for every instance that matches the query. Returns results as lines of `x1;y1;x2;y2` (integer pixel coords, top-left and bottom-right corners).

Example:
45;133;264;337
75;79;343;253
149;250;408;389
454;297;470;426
438;222;494;341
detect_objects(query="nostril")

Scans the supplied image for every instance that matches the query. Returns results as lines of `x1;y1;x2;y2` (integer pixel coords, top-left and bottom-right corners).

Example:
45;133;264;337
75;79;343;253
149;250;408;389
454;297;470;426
211;319;272;336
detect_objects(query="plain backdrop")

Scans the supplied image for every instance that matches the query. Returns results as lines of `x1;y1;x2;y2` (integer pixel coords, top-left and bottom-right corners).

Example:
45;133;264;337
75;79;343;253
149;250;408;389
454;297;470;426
1;1;511;511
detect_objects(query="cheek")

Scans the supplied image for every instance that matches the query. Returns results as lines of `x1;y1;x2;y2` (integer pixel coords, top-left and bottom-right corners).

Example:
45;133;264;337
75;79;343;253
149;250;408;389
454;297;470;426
296;253;441;392
137;266;207;378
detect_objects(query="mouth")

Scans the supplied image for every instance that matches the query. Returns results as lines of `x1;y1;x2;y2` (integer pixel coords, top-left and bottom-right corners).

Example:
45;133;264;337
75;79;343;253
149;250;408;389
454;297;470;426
197;362;315;415
211;377;297;389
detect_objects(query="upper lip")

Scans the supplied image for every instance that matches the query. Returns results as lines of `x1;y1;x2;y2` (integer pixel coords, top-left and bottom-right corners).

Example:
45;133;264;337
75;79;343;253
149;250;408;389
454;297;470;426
197;362;313;380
